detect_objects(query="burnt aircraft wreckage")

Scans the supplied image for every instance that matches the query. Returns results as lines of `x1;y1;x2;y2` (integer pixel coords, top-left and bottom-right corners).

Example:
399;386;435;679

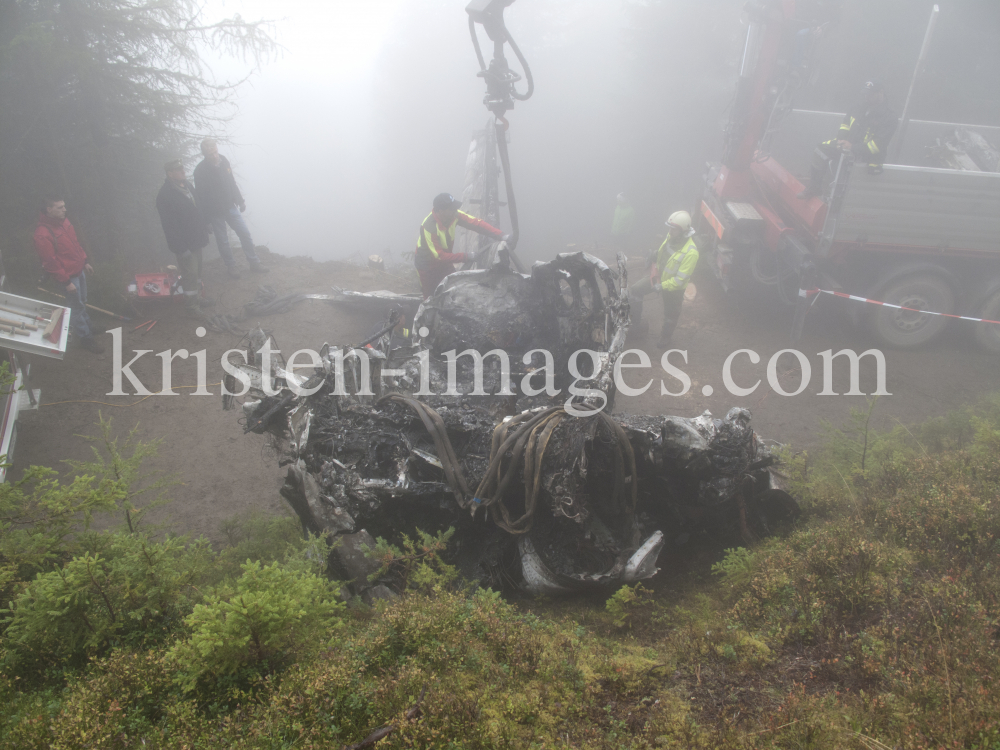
225;249;798;597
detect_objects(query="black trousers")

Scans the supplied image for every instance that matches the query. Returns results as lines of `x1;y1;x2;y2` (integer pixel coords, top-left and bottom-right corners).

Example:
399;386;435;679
659;288;685;343
630;279;685;343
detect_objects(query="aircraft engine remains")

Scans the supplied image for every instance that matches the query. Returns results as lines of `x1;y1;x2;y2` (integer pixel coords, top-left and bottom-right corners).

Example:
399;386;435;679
226;251;797;597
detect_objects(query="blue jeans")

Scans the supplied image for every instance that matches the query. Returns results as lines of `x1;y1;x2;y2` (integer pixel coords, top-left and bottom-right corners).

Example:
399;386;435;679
67;272;92;338
209;206;260;268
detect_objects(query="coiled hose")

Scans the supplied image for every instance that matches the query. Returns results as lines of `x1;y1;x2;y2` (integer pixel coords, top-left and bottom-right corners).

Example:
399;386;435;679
376;396;637;536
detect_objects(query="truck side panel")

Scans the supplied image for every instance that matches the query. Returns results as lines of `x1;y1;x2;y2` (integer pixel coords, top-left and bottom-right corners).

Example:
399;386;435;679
832;166;1000;256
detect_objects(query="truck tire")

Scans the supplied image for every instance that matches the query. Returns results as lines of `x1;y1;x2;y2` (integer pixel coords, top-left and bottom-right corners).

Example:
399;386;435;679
974;290;1000;353
728;245;777;306
869;273;954;349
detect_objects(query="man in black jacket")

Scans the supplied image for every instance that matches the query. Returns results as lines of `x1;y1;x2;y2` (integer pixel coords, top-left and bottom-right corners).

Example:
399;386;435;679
155;160;214;314
193;138;267;279
799;80;898;199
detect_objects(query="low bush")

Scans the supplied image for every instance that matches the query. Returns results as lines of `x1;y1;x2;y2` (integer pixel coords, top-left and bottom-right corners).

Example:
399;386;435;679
4;534;211;671
3;397;1000;748
169;558;343;692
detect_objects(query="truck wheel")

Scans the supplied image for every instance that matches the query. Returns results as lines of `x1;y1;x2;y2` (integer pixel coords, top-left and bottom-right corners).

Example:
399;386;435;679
869;274;954;349
974;290;1000;353
732;245;786;306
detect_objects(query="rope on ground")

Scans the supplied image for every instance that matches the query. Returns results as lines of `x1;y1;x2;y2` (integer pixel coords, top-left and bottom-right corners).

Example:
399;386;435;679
375;397;638;536
39;382;224;408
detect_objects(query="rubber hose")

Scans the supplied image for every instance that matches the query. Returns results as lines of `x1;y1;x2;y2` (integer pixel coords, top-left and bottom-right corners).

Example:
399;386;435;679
502;24;534;101
495;119;520;249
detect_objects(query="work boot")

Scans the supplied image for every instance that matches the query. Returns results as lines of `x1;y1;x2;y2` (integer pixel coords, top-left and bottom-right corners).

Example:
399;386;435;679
79;335;104;354
227;266;241;280
249;263;270;274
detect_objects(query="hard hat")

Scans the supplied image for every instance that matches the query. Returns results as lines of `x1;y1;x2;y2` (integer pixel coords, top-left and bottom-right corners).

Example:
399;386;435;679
665;210;691;232
864;80;884;94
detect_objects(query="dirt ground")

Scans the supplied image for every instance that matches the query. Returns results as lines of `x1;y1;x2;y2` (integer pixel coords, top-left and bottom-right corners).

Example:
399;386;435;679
10;245;999;543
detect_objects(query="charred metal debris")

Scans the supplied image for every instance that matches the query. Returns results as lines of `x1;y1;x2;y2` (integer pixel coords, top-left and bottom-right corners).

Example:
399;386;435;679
226;252;798;596
927;127;1000;172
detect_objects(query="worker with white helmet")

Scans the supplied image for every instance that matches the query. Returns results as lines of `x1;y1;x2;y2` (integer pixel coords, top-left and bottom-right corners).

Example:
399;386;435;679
629;210;699;347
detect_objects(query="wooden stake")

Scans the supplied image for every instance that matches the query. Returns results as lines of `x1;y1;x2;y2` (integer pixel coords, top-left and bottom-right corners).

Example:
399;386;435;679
0;316;38;331
36;288;129;320
0;304;46;322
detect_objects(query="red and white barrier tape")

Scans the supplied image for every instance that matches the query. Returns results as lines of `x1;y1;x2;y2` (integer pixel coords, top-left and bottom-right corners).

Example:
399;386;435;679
799;288;1000;326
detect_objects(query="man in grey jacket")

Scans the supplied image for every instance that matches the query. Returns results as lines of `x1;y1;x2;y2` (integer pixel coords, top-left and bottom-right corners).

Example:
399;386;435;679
192;138;268;279
156;160;216;315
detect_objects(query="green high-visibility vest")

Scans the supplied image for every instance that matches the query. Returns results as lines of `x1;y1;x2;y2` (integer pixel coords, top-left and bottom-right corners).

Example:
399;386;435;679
656;236;698;292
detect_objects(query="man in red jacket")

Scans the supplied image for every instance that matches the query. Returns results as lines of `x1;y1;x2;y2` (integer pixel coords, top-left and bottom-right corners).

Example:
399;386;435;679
33;196;102;353
414;193;508;298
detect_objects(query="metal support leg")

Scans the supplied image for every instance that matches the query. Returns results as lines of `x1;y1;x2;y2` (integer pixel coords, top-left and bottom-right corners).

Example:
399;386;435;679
12;351;35;407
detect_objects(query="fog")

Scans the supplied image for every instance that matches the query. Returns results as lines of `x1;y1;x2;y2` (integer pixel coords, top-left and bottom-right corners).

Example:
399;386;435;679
202;0;998;267
204;0;744;264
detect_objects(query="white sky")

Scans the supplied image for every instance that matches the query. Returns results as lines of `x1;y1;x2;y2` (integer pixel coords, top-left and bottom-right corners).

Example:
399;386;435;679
210;0;406;80
191;1;1000;269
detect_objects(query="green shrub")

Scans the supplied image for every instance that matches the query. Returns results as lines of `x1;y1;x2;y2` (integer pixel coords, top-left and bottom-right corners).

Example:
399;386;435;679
711;546;756;587
2;534;211;673
65;415;176;534
246;586;677;749
605;583;652;630
1;648;176;749
169;558;343;691
0;468;121;578
366;527;458;591
1;414;170;611
214;507;308;581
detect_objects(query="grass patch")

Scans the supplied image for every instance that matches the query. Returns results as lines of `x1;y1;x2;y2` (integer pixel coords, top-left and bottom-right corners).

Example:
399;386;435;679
3;399;1000;747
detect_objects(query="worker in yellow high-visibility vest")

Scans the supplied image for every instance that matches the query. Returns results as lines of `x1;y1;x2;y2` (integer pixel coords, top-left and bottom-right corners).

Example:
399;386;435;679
799;80;897;199
629;210;699;348
414;193;508;299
